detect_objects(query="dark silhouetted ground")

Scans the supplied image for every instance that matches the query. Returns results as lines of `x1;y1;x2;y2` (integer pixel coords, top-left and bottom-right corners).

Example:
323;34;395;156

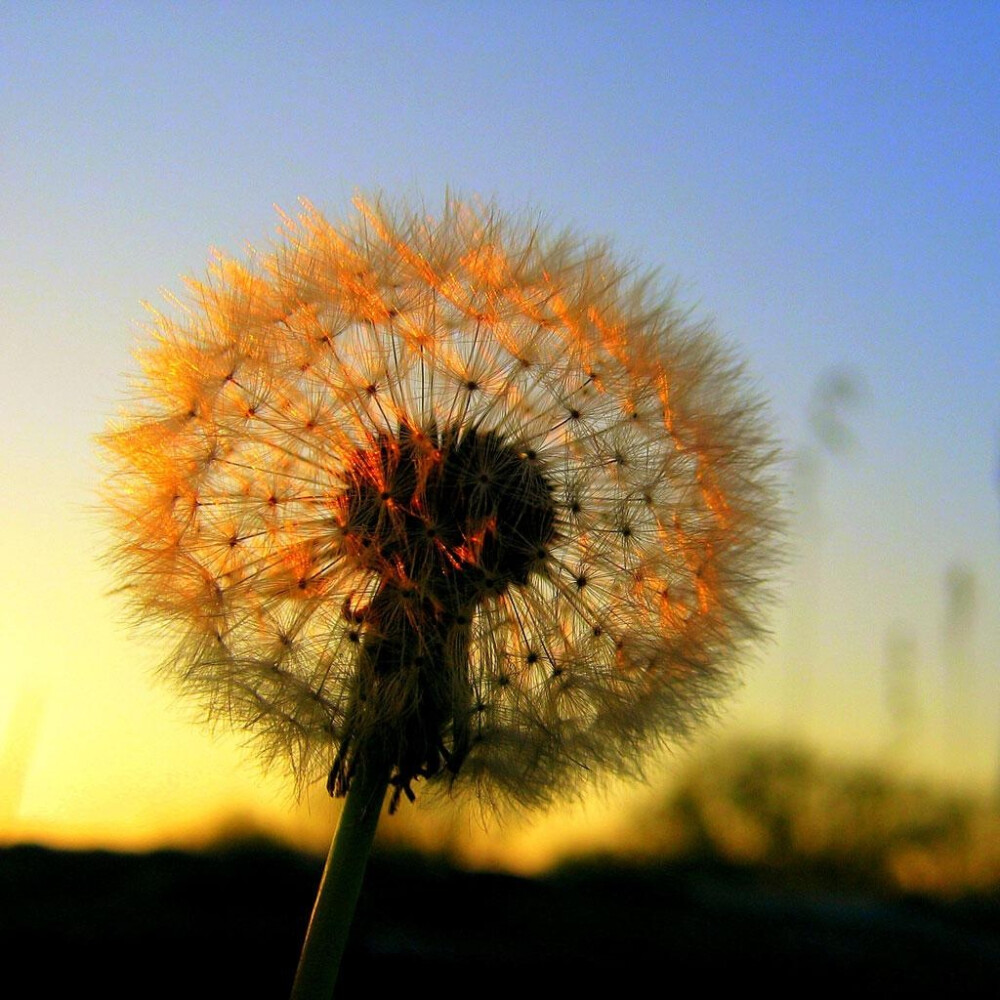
2;841;998;997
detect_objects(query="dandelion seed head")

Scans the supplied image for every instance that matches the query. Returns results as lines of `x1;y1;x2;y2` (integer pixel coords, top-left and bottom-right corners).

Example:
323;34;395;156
101;194;781;812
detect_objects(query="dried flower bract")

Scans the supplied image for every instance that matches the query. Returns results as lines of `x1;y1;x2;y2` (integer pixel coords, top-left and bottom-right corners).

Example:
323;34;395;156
102;195;780;811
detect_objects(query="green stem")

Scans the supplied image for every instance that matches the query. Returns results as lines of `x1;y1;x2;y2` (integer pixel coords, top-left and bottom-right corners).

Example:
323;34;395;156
290;758;390;1000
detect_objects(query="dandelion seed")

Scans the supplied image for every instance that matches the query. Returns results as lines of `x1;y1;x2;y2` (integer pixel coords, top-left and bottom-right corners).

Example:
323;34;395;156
101;194;780;820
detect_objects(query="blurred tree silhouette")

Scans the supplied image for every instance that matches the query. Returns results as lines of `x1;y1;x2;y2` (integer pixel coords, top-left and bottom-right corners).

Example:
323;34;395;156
635;741;1000;897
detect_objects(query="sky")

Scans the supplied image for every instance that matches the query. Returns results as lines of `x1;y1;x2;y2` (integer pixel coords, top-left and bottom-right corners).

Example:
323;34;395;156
2;2;998;860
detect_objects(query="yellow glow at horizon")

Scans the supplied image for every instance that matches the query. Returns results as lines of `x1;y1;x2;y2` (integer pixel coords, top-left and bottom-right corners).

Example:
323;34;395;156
0;486;633;862
2;496;280;846
3;465;994;862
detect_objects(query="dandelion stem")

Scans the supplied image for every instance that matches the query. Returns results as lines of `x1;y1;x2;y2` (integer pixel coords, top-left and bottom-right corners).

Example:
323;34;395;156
290;756;389;1000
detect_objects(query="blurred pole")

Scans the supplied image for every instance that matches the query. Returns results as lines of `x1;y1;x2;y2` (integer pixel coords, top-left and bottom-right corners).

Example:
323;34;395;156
784;448;821;738
941;564;977;782
0;685;46;842
883;623;918;764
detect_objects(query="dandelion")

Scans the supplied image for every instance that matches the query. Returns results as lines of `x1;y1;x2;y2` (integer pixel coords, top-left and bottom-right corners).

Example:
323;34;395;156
101;194;780;995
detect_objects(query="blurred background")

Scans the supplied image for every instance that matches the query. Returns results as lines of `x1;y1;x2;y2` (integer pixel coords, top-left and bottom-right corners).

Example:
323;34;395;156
2;2;998;989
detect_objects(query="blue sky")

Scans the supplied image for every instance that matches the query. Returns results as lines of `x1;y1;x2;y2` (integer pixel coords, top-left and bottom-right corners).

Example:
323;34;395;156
2;2;998;846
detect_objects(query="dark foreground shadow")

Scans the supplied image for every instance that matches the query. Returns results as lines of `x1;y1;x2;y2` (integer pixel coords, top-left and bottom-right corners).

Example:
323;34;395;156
2;843;998;997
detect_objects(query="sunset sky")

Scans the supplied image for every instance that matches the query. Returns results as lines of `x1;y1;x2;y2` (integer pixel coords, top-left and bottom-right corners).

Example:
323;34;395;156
2;2;998;863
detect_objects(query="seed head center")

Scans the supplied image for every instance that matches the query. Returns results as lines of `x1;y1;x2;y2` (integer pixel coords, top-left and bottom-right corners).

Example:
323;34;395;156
342;424;556;609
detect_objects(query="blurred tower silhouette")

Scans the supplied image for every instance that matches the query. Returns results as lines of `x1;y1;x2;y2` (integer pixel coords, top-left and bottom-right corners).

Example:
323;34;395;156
807;368;870;455
784;367;870;738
